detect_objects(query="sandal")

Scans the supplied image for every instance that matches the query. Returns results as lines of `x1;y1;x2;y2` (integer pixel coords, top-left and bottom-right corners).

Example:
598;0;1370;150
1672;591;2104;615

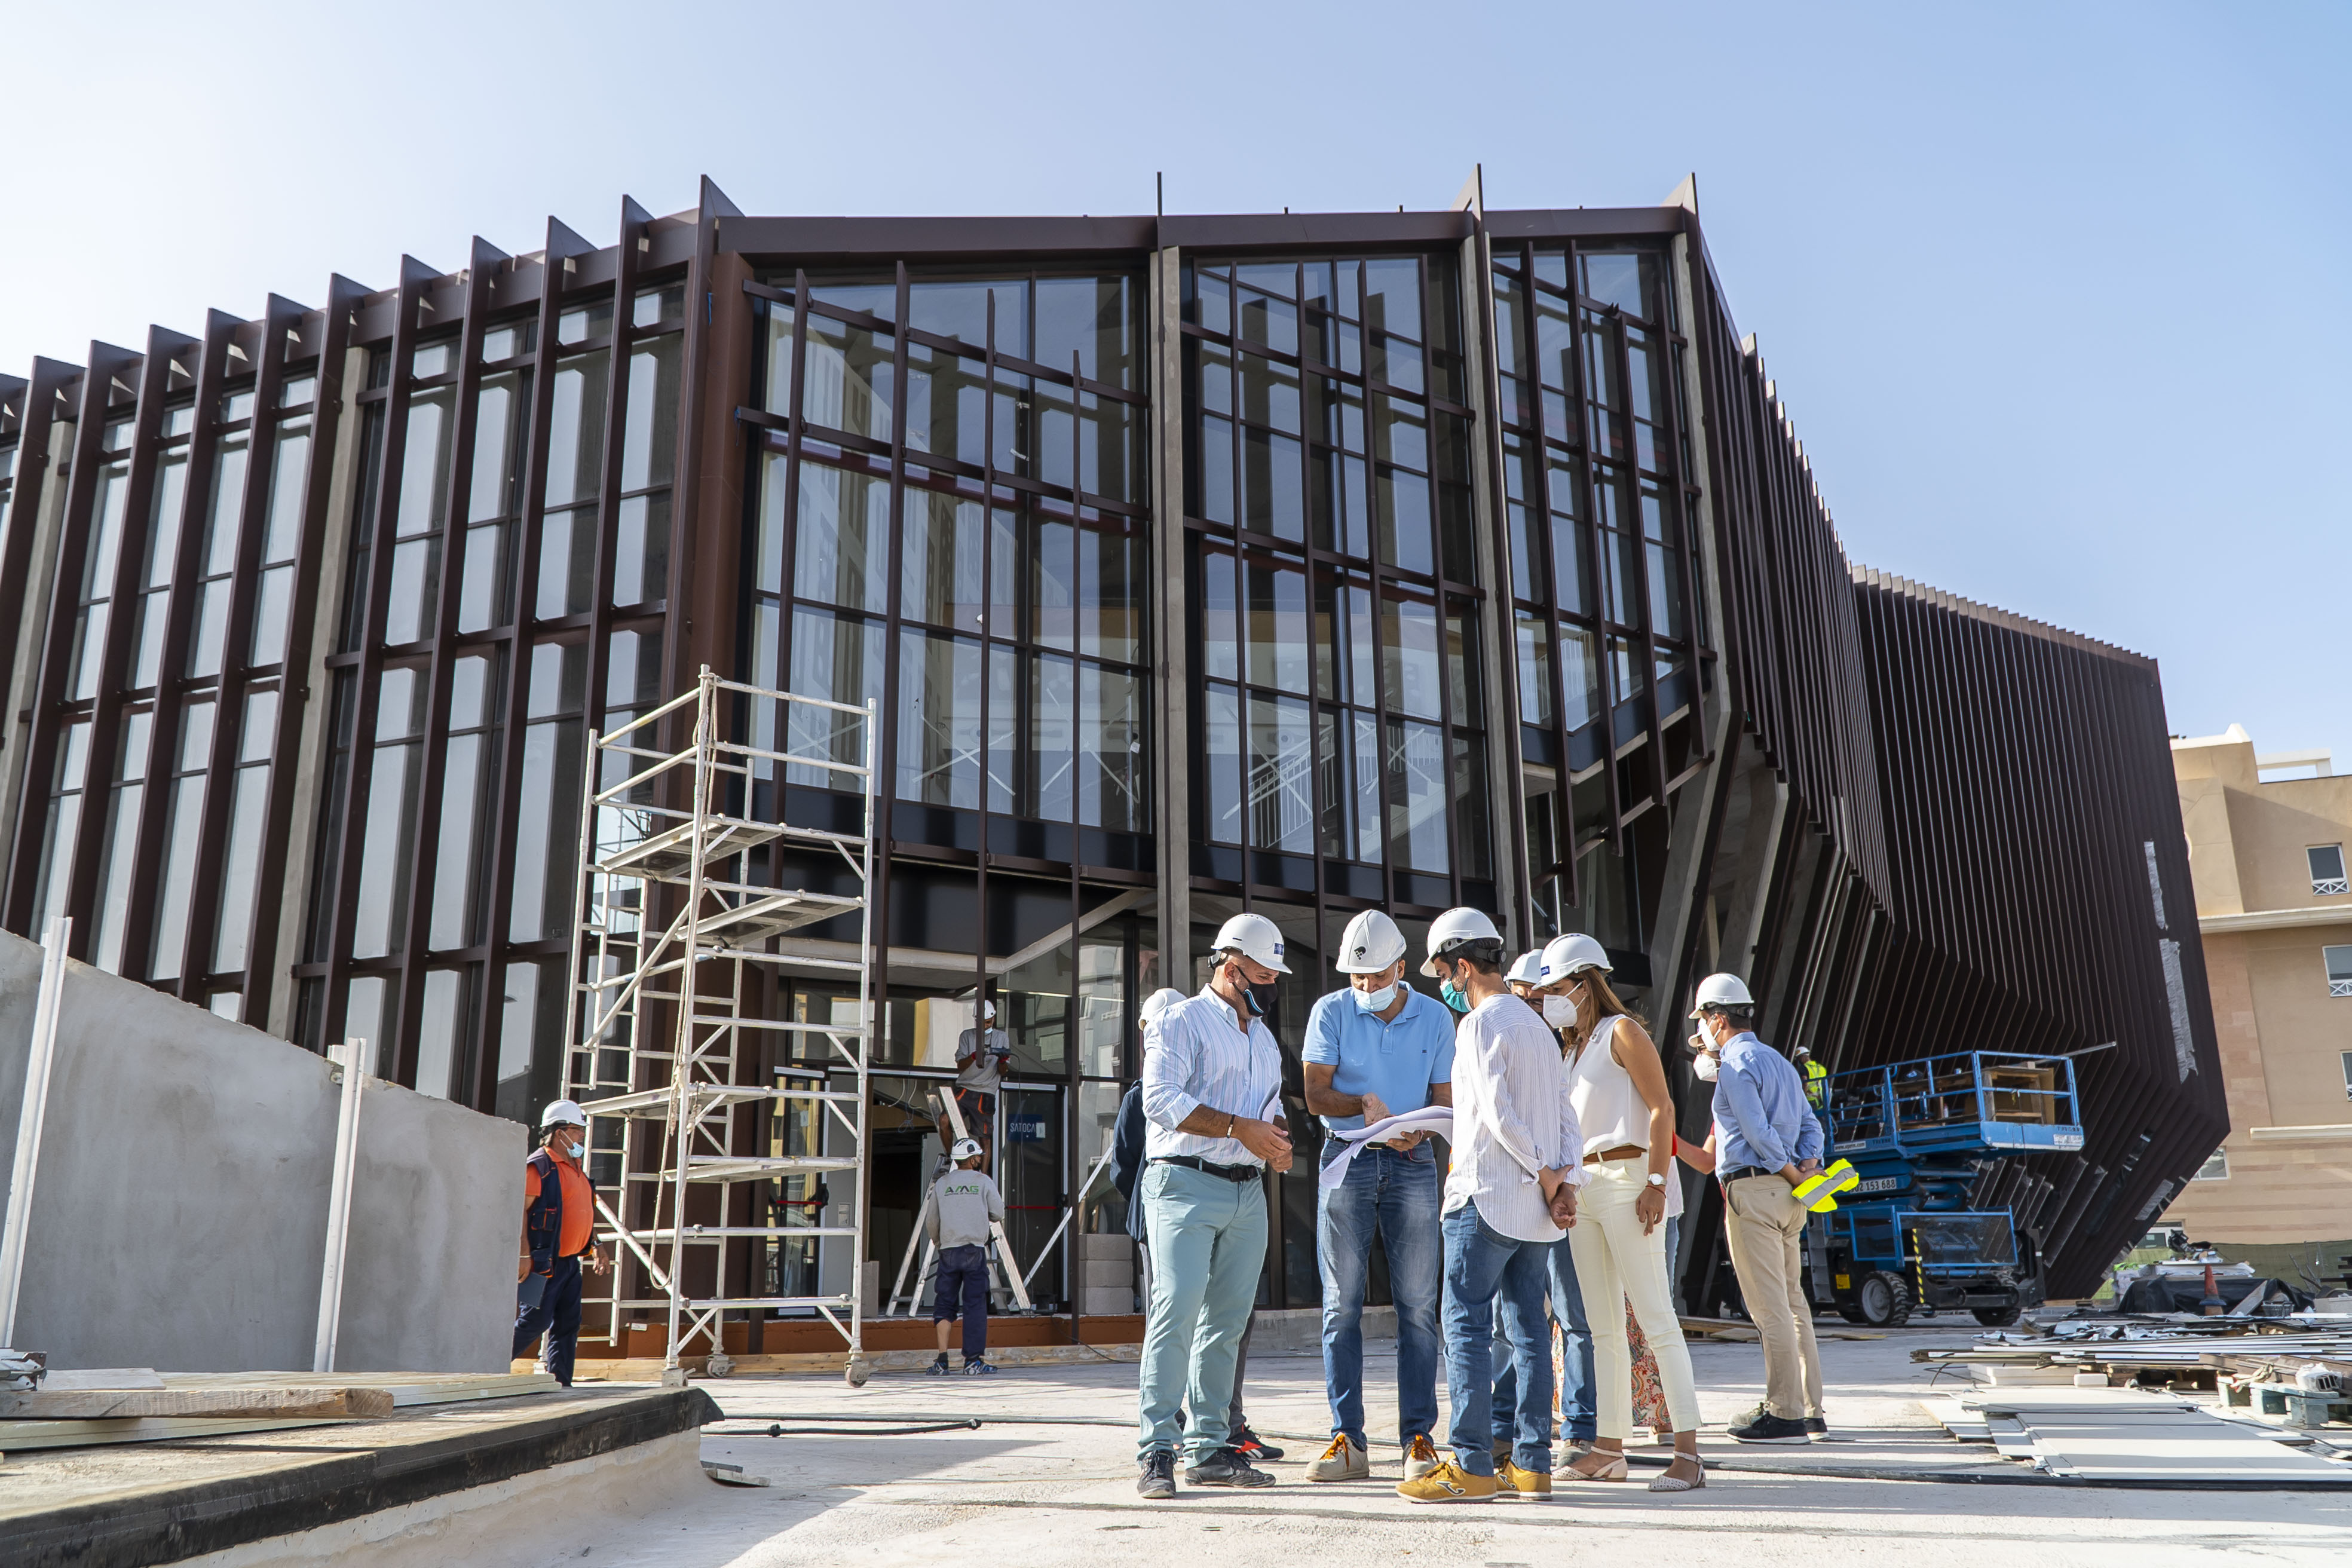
1649;1454;1705;1493
1564;1451;1629;1481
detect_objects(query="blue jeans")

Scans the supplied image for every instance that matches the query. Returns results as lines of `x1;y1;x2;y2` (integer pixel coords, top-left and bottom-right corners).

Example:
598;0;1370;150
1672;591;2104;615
1136;1162;1267;1463
1441;1199;1553;1477
1317;1142;1442;1447
932;1243;990;1359
1491;1236;1596;1447
1663;1214;1683;1312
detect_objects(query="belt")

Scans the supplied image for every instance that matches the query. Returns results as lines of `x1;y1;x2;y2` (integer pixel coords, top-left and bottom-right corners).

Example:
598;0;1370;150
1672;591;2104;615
1150;1154;1263;1183
1582;1144;1645;1166
1719;1165;1773;1185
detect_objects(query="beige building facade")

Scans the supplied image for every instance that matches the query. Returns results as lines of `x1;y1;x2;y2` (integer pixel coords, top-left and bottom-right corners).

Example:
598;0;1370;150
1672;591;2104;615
2163;725;2352;1264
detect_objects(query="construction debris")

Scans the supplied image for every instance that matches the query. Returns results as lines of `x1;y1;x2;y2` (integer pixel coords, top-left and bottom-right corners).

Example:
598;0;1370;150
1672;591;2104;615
0;1369;560;1451
1922;1388;2352;1484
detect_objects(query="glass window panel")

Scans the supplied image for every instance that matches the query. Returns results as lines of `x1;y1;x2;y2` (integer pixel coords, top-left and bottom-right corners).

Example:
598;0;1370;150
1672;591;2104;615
908;278;1026;354
1609;634;1641;708
1451;733;1492;880
1579;252;1658;320
411;342;453;380
1033;376;1074;491
1362;259;1422;341
896;629;982;808
1493;271;1525;380
265;421;310;564
212;761;268;974
801;315;894;440
785;610;886;788
145;453;189;588
468;375;520;524
1385;718;1448;874
1190;267;1231;337
1446;607;1481;727
187;580;229;679
1242;428;1303;540
344;976;391;1077
906;341;987;467
792;461;890;614
1078;660;1145;832
1077;941;1126;1078
810;281;895;319
458;523;507;634
1376;467;1432;577
509;663;585;943
1203;682;1242;845
1247;692;1314;852
495;961;543;1124
1516;610;1553;725
1031;651;1076;823
1351;713;1382;863
1077;521;1141;663
1648;541;1686;641
395;388;454;538
1036;276;1135;390
1381;595;1443;719
1236;289;1298;357
1244;553;1310;696
1367;332;1422;394
612;493;669;608
1606;524;1644;629
91;715;153;973
385;535;442;645
1315;710;1355;861
1238;353;1301;435
991;371;1029;477
1199;413;1235;526
413;969;467;1099
755;452;788;596
543;352;609;510
1536;295;1574;393
1031;512;1076;650
556;300;612;347
633;284;687;330
1199;543;1238;681
479;323;529;363
148;710;212;981
1561;622;1600;732
34;724;91;938
620;335;681;492
1373;395;1427;472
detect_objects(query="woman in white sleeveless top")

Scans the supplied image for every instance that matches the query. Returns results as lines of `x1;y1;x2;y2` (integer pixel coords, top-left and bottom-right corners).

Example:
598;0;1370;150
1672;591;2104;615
1534;933;1704;1492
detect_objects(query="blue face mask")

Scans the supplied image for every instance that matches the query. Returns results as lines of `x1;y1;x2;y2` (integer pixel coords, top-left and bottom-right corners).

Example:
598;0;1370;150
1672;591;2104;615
1439;979;1469;1013
1352;983;1397;1013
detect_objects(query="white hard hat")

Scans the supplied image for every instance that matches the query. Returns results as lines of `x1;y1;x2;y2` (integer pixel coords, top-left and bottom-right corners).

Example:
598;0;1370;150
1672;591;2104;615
1505;949;1546;987
980;999;996;1020
1212;912;1290;974
951;1137;984;1162
1538;932;1611;984
540;1098;588;1129
1334;909;1410;975
1420;906;1503;976
1137;986;1187;1031
1691;972;1755;1015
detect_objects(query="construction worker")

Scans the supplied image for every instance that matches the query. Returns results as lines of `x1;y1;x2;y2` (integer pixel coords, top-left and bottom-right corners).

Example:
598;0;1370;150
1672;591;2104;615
515;1100;610;1388
1690;973;1830;1443
1794;1044;1829;1109
926;1137;1004;1376
1117;985;1282;1463
1302;909;1455;1484
1134;913;1292;1499
1399;908;1582;1505
939;997;1010;1169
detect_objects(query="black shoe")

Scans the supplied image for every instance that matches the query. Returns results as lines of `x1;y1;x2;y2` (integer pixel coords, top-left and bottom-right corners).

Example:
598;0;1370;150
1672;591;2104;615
1232;1426;1284;1462
1804;1416;1830;1440
926;1354;950;1377
1184;1447;1276;1488
1137;1450;1176;1499
1729;1411;1811;1444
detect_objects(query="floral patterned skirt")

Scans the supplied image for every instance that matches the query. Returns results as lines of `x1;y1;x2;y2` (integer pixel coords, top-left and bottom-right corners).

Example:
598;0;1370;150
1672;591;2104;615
1553;1300;1671;1434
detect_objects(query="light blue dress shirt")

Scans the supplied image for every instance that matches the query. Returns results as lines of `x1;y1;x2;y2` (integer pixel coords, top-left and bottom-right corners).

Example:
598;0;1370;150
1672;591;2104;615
1300;985;1457;1132
1140;987;1286;1166
1710;1031;1824;1174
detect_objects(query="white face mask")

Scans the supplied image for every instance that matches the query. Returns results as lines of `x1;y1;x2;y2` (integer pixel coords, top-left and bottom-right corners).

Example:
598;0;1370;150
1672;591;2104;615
567;1140;586;1159
1352;982;1397;1013
1541;994;1579;1030
1692;1051;1720;1083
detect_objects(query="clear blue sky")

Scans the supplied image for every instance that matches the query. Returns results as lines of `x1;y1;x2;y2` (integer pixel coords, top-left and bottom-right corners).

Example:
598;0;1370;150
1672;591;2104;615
6;2;2344;770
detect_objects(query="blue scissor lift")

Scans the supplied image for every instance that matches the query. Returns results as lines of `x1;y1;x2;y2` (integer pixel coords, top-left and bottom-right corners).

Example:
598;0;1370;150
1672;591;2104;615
1814;1051;2084;1327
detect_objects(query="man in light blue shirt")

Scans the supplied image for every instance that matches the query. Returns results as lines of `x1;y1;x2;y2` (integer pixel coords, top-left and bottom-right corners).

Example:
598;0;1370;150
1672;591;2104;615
1693;972;1828;1444
1134;914;1293;1499
1300;910;1456;1483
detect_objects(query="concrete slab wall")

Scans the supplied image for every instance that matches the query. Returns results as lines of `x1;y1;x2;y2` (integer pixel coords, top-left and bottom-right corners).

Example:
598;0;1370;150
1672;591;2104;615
0;929;523;1371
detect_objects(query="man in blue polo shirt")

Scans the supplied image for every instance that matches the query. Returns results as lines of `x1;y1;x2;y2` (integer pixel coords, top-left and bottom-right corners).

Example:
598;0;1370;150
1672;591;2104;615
1302;909;1456;1483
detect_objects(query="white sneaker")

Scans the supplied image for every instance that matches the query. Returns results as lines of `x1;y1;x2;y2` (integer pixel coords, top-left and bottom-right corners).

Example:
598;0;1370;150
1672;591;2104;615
1402;1433;1443;1481
1307;1432;1370;1482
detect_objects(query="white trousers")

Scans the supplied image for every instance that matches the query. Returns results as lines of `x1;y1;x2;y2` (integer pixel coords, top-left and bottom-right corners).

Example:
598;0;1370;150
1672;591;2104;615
1567;1160;1700;1440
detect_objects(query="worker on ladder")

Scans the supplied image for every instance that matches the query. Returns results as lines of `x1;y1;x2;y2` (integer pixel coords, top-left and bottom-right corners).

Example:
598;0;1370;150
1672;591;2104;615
516;1100;610;1388
939;997;1011;1172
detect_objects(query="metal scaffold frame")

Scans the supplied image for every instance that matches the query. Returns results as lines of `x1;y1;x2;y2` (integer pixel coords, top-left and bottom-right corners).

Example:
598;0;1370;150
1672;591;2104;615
562;666;877;1384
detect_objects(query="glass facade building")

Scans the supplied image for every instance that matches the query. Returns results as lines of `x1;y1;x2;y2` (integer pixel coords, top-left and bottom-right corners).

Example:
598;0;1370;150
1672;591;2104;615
0;183;2224;1324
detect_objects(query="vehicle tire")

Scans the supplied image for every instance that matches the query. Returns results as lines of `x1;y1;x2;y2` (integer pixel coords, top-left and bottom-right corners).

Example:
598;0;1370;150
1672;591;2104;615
1971;1301;2023;1328
1836;1303;1870;1325
1855;1270;1912;1328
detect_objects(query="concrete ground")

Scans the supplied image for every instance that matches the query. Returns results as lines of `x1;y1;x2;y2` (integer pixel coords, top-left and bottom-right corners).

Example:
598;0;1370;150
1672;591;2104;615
535;1326;2351;1567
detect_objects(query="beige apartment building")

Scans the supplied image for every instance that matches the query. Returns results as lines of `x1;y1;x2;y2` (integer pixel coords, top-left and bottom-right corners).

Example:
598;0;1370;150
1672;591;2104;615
2163;725;2352;1277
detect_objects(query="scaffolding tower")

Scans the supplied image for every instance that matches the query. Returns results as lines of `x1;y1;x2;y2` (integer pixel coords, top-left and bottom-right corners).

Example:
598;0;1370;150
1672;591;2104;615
562;666;878;1385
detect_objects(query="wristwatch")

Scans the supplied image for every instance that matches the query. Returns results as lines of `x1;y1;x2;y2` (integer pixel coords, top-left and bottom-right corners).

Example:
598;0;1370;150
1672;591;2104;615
1644;1172;1667;1188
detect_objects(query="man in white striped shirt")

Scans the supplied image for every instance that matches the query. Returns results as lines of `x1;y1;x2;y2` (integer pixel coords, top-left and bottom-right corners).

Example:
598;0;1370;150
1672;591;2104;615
1398;908;1584;1505
1134;913;1294;1499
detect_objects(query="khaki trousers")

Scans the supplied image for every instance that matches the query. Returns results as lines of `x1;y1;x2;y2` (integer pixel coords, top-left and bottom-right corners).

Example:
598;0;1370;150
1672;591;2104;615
1720;1174;1824;1420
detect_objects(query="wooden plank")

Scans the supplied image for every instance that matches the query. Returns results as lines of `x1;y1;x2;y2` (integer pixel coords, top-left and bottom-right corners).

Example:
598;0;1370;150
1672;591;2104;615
161;1370;559;1406
0;1386;395;1420
0;1417;337;1452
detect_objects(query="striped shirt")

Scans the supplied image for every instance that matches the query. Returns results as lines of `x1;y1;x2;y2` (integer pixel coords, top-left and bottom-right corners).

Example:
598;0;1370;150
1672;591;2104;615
1141;987;1287;1166
1443;991;1586;1244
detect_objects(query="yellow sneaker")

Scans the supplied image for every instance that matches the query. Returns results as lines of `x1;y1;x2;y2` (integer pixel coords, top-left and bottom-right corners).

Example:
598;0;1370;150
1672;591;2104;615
1403;1432;1443;1481
1396;1460;1497;1504
1497;1460;1552;1500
